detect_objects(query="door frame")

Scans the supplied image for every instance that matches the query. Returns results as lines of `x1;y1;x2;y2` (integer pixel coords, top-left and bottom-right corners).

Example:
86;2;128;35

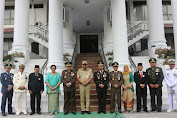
76;33;102;54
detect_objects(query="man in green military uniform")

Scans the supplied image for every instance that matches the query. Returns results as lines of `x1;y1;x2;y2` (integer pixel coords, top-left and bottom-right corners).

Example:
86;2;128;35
109;62;124;113
61;61;77;115
146;58;164;112
94;61;109;114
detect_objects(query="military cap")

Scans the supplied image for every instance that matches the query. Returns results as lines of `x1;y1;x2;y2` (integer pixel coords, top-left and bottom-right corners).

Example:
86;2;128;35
97;61;104;66
112;62;119;67
19;64;25;68
138;63;143;66
5;63;12;68
168;59;175;65
34;65;40;68
149;58;157;63
82;61;88;65
65;61;72;67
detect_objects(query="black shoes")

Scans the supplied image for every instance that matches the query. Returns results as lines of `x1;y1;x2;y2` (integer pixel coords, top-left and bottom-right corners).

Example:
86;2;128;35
103;111;106;114
2;113;7;116
119;111;122;113
81;111;85;115
30;112;35;115
64;112;69;115
97;111;101;114
72;112;76;115
85;111;91;114
151;109;156;112
157;109;161;112
110;111;114;113
8;112;15;115
37;111;41;114
137;109;141;112
144;109;149;112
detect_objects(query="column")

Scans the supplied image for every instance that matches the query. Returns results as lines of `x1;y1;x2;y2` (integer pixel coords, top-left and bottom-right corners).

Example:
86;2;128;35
111;0;130;69
103;6;113;51
11;0;30;62
147;0;167;58
127;0;134;22
63;7;74;49
0;0;5;71
171;0;177;63
47;0;64;73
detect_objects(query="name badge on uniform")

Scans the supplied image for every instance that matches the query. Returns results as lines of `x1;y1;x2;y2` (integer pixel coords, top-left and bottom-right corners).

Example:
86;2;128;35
38;78;41;80
86;73;90;78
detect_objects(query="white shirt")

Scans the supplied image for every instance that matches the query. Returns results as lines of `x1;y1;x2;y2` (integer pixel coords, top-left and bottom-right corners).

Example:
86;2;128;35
164;68;177;88
13;72;29;92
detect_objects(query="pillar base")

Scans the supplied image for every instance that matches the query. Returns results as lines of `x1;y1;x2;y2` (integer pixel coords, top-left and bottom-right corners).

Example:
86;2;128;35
148;38;167;58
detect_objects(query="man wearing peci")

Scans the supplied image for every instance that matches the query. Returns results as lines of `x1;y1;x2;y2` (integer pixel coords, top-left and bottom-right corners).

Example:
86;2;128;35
28;65;44;115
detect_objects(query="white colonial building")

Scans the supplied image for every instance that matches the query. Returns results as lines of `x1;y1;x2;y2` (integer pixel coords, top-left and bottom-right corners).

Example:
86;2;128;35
0;0;177;112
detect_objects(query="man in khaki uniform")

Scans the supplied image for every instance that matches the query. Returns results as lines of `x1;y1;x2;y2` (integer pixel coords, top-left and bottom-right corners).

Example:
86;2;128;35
61;61;77;115
77;61;93;115
109;62;124;113
13;64;29;115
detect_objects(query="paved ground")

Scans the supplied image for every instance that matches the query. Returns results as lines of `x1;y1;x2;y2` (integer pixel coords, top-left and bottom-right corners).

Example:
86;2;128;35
1;111;177;118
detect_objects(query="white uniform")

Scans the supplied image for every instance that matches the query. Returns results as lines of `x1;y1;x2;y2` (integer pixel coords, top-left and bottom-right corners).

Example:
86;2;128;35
13;72;29;114
164;68;177;111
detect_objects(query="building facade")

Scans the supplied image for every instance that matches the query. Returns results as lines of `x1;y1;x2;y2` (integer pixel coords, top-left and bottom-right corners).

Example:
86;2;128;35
0;0;177;112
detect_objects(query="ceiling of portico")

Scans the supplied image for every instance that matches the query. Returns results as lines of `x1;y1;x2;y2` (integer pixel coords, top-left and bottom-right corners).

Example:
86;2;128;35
64;0;111;33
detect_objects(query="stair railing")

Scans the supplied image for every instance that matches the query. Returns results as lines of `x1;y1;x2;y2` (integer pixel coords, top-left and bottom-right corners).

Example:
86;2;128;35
129;55;137;73
99;43;109;71
71;44;77;70
127;21;149;41
29;25;48;42
40;59;48;75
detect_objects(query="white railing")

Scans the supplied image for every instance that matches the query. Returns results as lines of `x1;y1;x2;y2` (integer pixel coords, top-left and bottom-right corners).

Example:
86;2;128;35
127;21;149;41
29;25;48;42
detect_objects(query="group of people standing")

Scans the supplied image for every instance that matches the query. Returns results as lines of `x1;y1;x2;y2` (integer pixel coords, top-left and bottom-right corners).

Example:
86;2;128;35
0;58;177;116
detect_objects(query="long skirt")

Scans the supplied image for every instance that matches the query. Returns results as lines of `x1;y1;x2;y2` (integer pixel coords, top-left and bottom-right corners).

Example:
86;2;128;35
124;93;134;111
48;90;59;113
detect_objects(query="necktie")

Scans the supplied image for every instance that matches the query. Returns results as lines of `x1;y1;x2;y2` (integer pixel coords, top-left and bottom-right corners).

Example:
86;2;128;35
140;71;143;78
36;74;37;78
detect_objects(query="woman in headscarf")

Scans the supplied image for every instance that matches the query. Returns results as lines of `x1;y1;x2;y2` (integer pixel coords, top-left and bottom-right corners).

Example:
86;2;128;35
122;65;135;113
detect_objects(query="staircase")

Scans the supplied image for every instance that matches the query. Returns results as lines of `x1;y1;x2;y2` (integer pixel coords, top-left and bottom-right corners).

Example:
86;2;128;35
74;53;111;112
127;21;149;47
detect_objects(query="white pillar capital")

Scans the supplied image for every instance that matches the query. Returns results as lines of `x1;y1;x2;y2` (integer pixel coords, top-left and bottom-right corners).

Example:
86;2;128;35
111;0;130;70
171;0;177;63
11;0;30;63
47;0;65;74
147;0;167;58
0;0;5;71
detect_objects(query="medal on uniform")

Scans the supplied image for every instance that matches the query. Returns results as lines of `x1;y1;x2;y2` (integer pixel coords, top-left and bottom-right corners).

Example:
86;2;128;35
112;78;114;80
155;68;159;72
5;77;7;80
156;73;158;75
38;78;41;80
64;75;66;78
71;72;74;76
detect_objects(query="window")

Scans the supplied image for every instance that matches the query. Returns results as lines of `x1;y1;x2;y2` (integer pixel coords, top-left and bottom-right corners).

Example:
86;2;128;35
163;1;172;20
4;6;14;25
3;38;13;52
133;1;148;21
30;4;44;9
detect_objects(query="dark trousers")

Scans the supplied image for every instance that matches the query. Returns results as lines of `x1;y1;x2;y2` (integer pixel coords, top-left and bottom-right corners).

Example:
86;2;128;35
110;91;121;112
97;91;107;112
149;87;162;110
1;91;13;113
64;91;76;112
30;92;41;112
136;88;147;110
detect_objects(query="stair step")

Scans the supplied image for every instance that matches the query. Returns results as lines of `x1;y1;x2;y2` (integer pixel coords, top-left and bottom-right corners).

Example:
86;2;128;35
76;105;110;112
